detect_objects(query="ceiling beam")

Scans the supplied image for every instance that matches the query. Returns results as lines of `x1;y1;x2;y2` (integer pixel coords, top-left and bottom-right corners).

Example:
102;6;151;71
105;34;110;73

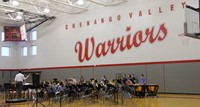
86;0;107;6
86;0;127;6
0;16;15;21
17;1;74;14
0;4;45;16
28;0;40;13
52;0;88;11
121;0;128;2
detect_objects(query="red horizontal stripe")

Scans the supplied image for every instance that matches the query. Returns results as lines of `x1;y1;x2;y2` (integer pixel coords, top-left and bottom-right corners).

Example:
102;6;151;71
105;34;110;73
1;59;200;71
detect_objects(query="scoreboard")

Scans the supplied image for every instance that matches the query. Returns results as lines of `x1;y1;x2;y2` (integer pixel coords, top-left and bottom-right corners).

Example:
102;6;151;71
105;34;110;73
4;25;27;41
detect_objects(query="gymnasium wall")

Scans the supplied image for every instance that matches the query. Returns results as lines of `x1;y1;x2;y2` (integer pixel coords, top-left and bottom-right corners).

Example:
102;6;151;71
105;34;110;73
0;0;200;94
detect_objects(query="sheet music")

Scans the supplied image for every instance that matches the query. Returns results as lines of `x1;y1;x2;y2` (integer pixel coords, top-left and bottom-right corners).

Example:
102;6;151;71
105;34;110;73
24;83;32;85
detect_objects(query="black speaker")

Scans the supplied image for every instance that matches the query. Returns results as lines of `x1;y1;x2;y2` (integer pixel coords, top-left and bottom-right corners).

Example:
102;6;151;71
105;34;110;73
32;73;40;86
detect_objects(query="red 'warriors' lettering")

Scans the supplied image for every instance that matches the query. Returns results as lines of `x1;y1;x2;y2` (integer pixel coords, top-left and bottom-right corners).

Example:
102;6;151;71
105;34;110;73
75;23;168;62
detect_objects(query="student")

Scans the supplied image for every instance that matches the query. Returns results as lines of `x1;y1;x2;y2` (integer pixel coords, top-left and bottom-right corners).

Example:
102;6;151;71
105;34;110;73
139;74;146;97
79;76;85;84
101;75;107;83
139;74;146;85
131;74;137;84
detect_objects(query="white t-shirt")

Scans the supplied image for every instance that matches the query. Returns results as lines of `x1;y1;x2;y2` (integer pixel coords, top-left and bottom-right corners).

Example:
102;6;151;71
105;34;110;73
15;73;25;82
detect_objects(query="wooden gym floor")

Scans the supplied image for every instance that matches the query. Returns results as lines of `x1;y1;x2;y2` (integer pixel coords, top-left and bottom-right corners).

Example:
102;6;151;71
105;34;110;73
0;94;200;107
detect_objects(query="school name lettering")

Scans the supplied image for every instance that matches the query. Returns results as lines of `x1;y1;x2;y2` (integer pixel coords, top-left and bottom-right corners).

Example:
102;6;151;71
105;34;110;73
65;2;185;30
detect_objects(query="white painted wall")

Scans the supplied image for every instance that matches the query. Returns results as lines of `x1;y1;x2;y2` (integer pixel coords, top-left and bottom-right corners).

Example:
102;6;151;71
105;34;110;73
13;0;200;69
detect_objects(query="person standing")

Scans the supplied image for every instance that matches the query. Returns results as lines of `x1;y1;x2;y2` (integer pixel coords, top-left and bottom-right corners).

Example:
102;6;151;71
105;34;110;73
15;71;30;99
139;74;146;97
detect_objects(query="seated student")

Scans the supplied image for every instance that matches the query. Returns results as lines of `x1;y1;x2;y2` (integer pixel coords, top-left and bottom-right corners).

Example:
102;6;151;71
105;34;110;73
55;82;65;96
79;76;85;84
10;79;16;99
122;74;127;84
139;74;146;85
130;74;137;84
109;80;115;86
125;79;133;85
38;82;45;99
72;77;77;85
46;85;55;99
68;77;73;84
101;75;107;83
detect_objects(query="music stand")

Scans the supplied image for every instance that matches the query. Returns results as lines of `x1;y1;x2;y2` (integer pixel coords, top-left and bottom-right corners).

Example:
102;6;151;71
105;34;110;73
4;83;12;103
3;83;12;107
31;86;47;107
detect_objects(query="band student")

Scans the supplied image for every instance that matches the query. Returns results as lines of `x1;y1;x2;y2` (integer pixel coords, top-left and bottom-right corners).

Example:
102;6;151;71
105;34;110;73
15;71;30;99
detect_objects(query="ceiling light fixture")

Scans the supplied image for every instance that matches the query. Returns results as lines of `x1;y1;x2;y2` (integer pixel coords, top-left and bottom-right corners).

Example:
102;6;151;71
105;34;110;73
77;0;84;5
16;15;22;20
12;0;19;6
15;12;23;20
43;8;50;13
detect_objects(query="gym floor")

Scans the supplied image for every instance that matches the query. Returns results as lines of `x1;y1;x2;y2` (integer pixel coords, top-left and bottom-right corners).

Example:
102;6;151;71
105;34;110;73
0;94;200;107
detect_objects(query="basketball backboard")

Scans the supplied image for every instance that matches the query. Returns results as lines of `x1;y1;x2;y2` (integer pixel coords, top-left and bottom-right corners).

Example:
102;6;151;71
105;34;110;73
183;5;200;39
